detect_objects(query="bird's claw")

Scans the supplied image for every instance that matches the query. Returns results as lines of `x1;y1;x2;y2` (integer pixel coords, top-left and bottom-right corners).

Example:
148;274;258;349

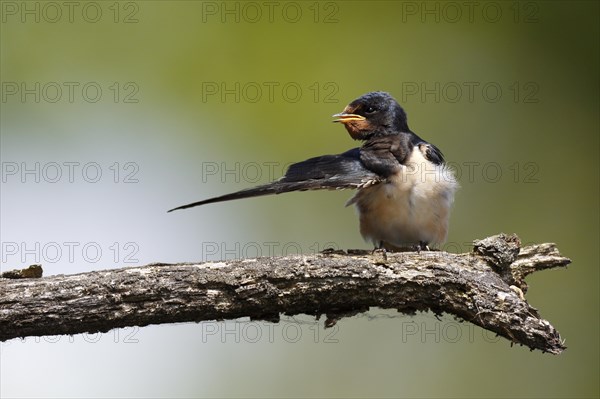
413;242;430;253
372;242;388;261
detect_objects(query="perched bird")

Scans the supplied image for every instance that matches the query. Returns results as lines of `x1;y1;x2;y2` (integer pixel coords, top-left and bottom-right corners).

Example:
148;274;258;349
169;92;458;250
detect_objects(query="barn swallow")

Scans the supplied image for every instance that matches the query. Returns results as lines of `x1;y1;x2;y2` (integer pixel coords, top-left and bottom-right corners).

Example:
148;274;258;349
169;91;458;250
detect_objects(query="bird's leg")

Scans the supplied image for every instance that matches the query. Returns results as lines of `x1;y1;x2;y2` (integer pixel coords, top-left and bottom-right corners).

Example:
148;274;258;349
413;241;430;253
372;241;388;261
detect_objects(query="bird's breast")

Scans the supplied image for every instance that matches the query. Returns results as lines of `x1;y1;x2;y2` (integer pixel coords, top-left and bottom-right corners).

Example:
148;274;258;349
348;146;458;248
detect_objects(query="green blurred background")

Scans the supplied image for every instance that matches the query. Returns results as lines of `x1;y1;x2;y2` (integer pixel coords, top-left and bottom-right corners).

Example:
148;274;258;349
1;1;598;398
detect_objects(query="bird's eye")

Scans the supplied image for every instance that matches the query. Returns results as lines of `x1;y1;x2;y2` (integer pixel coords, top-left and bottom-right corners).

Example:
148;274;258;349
365;106;377;114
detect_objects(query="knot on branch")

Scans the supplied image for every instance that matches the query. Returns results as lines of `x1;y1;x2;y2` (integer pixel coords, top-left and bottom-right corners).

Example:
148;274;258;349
473;233;522;287
473;233;521;268
1;264;44;279
473;233;571;294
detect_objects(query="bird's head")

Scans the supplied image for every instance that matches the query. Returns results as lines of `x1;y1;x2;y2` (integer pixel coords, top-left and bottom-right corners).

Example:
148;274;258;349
333;91;409;140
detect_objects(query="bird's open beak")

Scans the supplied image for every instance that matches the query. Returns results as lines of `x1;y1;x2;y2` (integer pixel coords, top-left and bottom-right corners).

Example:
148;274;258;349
332;112;366;123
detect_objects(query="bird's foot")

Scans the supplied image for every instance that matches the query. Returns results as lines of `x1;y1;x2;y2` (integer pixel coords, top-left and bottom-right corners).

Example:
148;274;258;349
372;242;388;261
413;241;430;253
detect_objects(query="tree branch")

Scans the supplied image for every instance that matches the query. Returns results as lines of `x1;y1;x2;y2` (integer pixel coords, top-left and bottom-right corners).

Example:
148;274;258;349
0;234;570;354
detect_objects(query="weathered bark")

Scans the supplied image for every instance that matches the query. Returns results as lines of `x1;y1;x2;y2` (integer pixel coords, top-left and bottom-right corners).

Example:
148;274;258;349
1;264;43;279
0;234;570;353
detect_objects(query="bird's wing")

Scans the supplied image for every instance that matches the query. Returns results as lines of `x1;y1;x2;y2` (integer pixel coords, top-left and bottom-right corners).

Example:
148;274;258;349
358;134;412;177
417;142;445;165
168;148;382;212
358;134;446;179
282;148;381;188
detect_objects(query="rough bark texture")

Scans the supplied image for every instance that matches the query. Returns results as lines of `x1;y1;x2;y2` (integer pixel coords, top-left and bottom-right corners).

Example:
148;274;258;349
0;234;570;354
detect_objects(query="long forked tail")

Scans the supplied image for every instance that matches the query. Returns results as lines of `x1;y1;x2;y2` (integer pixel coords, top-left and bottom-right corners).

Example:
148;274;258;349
168;148;381;213
168;181;313;212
